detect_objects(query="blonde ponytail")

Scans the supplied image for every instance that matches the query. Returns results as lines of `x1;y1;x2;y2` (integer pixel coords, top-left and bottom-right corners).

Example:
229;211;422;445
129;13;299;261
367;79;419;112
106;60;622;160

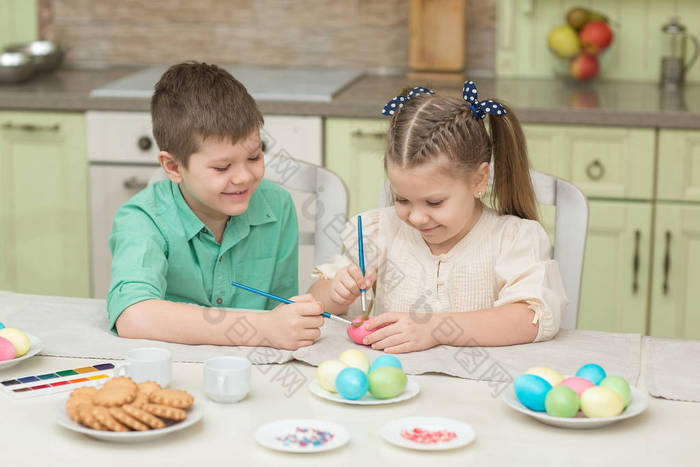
488;105;538;221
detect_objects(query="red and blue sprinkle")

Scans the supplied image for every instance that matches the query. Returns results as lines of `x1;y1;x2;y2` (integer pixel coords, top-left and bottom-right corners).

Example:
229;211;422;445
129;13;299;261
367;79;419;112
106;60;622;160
276;426;335;447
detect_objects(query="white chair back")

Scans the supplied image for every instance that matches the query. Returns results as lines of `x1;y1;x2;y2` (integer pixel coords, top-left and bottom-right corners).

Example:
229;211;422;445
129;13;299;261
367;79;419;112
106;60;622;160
378;169;588;329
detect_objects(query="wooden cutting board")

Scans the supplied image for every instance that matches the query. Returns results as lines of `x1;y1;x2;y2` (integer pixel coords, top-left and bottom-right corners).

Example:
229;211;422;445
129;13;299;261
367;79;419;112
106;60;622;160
409;0;466;80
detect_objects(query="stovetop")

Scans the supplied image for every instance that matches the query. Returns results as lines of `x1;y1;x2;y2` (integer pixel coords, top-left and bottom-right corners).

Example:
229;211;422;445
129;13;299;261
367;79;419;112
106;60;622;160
90;65;363;102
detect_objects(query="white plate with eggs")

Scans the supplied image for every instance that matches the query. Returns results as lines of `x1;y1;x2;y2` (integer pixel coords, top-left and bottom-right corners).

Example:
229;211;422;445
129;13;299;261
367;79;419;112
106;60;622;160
309;378;420;405
502;385;649;429
0;333;43;370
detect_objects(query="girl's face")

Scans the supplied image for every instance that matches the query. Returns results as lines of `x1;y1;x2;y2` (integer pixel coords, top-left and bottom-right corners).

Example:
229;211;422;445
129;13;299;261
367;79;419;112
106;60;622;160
387;156;489;255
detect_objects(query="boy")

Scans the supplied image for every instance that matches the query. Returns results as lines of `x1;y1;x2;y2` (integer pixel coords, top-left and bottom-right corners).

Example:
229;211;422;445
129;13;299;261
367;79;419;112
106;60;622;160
107;62;324;350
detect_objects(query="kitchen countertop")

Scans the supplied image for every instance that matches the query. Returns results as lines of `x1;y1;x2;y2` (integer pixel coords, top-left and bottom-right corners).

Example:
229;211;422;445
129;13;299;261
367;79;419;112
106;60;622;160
1;67;700;129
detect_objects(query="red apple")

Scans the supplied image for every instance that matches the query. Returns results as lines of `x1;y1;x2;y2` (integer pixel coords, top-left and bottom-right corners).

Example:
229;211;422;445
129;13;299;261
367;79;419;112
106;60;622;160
570;53;599;81
579;20;613;54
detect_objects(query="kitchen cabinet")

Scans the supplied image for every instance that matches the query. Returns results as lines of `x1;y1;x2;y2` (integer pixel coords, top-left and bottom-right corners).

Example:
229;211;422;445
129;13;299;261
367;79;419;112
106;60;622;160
0;111;91;297
324;118;389;217
648;129;700;338
649;203;700;338
0;0;37;49
656;129;700;203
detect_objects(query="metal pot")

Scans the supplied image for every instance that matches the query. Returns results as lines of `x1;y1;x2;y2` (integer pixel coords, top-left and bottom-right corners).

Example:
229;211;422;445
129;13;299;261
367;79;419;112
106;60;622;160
0;51;35;84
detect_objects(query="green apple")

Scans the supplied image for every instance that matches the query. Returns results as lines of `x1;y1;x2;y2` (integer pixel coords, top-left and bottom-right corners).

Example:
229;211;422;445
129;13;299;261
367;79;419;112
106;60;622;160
368;366;407;399
547;25;581;59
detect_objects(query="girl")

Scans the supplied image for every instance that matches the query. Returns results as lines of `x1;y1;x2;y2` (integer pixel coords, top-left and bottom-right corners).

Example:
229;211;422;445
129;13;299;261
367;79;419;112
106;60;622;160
308;81;567;353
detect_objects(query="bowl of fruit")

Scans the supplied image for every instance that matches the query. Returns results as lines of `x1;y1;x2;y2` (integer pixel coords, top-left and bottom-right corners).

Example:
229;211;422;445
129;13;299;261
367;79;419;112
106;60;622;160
547;6;615;81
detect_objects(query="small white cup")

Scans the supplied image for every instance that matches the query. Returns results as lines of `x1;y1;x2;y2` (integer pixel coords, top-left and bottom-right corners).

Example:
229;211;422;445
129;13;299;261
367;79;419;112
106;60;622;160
204;356;251;403
116;347;172;387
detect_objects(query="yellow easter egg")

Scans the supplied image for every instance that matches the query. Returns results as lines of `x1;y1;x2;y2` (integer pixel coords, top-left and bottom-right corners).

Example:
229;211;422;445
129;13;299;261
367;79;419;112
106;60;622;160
580;386;625;418
316;359;347;392
525;367;563;386
339;349;370;374
0;328;30;357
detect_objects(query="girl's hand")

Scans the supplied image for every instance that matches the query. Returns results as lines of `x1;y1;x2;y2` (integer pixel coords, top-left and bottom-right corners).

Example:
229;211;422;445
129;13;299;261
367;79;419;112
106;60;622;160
329;265;376;308
262;294;324;350
363;312;441;353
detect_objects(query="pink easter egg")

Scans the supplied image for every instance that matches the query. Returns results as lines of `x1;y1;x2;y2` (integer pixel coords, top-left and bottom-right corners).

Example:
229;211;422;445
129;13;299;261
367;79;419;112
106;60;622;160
0;336;16;361
560;376;595;396
346;318;385;345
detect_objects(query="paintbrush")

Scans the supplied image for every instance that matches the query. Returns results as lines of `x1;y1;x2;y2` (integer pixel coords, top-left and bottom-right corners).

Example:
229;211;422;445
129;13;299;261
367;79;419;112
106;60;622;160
231;281;352;325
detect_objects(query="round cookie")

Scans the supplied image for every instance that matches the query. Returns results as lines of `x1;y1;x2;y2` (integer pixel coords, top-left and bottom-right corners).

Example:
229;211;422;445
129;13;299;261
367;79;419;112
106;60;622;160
143;403;187;421
93;387;137;407
121;405;166;429
149;389;194;409
136;381;162;397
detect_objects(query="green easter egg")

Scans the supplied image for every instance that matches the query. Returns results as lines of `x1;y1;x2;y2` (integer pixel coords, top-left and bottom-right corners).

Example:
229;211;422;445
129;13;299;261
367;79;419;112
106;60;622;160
368;366;407;399
545;385;580;418
600;375;631;407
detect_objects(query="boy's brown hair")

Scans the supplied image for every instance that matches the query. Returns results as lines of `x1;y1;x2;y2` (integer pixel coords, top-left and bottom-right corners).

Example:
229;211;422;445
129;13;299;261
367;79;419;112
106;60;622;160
151;61;263;166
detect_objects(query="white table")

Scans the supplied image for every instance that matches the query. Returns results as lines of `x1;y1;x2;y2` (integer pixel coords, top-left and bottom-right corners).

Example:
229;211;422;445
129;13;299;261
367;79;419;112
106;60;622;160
0;352;696;466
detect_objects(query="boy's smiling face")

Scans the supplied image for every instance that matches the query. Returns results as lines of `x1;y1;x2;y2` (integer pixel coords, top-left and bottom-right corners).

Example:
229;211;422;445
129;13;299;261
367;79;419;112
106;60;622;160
161;129;264;227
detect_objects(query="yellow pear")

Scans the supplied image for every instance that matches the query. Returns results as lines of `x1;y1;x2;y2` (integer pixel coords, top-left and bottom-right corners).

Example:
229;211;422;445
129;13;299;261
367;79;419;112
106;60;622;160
547;25;581;59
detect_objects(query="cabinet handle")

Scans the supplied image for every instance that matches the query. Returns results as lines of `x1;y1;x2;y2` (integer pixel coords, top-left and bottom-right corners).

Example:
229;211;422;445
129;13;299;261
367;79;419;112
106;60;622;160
2;122;60;132
123;177;148;191
351;130;386;139
632;229;641;294
585;159;605;180
663;230;672;295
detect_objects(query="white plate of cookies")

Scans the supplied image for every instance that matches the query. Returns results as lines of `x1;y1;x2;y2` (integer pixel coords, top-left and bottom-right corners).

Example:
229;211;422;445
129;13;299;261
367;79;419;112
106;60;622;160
55;377;202;442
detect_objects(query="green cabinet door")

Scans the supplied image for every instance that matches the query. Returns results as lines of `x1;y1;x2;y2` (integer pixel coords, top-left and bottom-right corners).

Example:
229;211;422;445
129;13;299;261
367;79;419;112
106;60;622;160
324;118;389;217
0;0;37;49
657;129;700;203
577;200;652;333
0;111;90;297
649;203;700;338
522;124;655;200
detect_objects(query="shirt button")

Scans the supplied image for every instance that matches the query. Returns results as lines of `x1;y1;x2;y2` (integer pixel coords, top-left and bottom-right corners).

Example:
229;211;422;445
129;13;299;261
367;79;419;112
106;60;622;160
216;298;223;304
437;280;445;286
218;256;222;263
202;228;209;234
438;254;449;262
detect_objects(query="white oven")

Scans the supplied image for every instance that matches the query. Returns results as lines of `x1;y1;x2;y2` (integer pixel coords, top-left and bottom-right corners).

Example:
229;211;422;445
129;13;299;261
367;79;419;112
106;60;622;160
87;111;322;298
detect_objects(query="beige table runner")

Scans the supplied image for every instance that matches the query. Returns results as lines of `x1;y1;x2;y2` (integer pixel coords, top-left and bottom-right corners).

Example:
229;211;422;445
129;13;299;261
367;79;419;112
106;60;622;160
0;292;641;385
643;336;700;402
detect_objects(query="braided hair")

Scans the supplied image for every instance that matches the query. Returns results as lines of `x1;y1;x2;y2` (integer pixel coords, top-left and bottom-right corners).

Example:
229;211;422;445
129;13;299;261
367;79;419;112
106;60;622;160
384;90;538;221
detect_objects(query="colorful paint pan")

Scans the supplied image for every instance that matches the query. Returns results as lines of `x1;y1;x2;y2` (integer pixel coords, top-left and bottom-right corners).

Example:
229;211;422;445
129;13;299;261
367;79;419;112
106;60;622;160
0;362;115;400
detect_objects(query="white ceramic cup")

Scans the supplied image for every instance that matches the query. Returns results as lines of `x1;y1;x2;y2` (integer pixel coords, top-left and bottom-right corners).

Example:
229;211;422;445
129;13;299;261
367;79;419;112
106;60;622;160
204;356;251;403
116;347;172;387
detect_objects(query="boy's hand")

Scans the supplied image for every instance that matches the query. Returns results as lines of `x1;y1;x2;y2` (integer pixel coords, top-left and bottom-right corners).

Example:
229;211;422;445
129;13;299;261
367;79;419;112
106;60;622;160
362;312;440;354
329;265;376;308
262;294;325;350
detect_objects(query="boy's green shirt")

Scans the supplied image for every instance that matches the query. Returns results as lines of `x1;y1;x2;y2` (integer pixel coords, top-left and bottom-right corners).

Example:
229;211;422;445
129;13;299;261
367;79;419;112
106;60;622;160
107;179;299;331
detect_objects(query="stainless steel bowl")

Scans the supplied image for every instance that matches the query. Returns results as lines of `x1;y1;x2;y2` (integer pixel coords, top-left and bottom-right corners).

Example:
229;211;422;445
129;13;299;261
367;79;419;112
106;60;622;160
5;40;65;72
0;51;36;83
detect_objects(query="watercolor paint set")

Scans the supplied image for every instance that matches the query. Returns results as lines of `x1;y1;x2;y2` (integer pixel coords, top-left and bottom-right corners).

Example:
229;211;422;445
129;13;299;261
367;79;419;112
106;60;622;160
0;363;115;399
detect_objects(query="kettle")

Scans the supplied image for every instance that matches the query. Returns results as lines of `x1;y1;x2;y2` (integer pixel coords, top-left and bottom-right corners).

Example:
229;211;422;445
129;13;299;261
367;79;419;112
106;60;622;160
660;17;699;87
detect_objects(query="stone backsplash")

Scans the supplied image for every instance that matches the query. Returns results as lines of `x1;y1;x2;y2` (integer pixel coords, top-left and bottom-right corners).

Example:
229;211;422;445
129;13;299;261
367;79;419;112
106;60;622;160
38;0;495;74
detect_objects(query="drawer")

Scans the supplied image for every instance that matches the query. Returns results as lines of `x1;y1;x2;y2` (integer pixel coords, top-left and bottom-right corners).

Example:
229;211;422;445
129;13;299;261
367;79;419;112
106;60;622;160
523;124;655;200
657;129;700;202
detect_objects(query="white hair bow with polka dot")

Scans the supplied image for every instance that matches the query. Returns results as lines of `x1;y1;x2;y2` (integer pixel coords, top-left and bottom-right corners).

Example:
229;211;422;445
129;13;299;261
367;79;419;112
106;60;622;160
381;86;434;116
463;80;507;119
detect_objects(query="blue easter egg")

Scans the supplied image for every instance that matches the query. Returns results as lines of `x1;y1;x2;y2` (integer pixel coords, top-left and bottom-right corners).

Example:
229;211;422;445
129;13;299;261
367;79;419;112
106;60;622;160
576;363;607;385
335;367;369;400
513;374;552;412
0;321;4;330
369;354;403;373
